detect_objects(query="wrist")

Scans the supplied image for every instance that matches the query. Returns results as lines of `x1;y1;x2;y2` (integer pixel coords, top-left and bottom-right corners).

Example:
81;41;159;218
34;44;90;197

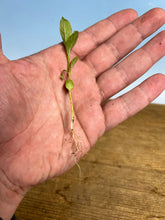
0;178;25;220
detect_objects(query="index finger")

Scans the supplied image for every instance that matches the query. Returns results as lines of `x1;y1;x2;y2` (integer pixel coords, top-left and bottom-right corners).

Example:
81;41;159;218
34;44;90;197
84;8;165;77
72;9;138;58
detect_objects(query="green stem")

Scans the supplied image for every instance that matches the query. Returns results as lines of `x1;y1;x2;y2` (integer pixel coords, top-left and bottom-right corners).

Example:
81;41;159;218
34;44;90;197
67;54;71;78
69;90;74;130
67;53;79;154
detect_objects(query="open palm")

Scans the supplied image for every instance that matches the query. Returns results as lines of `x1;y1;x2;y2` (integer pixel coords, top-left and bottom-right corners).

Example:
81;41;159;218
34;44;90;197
0;8;165;196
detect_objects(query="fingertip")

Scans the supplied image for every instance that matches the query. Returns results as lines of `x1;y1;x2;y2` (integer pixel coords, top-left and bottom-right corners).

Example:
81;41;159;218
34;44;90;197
150;7;165;14
140;73;165;102
148;7;165;20
118;8;138;21
125;8;138;18
150;73;165;103
152;73;165;87
109;8;138;31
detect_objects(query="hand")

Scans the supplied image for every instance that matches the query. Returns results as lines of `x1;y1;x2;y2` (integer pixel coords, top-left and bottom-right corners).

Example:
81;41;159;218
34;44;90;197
0;8;165;219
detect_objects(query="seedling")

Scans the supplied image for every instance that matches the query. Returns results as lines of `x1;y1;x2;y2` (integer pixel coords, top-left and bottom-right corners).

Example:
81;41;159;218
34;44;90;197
60;17;79;154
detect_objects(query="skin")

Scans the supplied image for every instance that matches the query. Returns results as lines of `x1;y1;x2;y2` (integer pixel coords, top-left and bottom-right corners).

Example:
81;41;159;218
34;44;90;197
0;8;165;220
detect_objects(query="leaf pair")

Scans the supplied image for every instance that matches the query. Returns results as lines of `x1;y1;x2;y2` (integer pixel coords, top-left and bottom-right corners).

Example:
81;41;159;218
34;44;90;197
60;17;78;56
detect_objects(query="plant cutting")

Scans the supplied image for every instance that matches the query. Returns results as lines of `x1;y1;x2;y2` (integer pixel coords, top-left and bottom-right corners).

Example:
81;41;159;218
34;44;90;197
60;17;79;154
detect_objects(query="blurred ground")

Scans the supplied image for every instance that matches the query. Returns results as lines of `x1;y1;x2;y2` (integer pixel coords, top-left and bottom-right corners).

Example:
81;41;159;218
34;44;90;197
16;104;165;220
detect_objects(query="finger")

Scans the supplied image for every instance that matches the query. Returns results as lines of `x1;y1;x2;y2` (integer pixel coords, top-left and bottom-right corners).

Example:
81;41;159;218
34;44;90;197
97;30;165;103
103;74;165;131
72;9;138;58
84;8;165;77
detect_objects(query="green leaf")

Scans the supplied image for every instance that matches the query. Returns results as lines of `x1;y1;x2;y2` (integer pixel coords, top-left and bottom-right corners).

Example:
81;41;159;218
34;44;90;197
65;79;74;91
65;31;78;55
60;17;72;43
60;69;67;80
70;56;78;69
